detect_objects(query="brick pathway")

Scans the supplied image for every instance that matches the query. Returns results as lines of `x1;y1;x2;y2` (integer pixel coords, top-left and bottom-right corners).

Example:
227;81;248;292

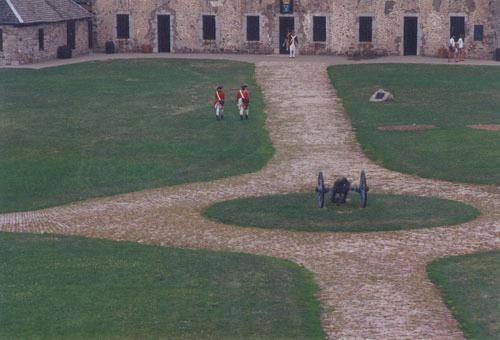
1;55;499;339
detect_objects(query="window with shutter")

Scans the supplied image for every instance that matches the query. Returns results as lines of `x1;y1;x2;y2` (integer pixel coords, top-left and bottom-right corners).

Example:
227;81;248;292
117;14;130;39
39;29;44;51
203;15;216;40
474;25;483;41
313;16;327;42
88;20;93;49
359;16;373;42
246;16;260;41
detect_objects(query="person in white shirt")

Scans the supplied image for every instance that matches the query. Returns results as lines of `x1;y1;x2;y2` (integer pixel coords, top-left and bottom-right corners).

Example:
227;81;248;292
457;35;465;61
448;36;456;63
289;31;298;58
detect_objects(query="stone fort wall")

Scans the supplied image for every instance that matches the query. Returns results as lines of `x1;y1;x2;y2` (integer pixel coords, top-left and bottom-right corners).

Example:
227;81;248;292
496;0;500;50
0;20;90;66
70;1;500;59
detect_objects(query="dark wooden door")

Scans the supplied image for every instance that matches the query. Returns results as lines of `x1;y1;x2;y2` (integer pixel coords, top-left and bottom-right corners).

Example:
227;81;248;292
403;17;418;56
67;20;76;49
158;15;171;52
88;19;93;49
279;17;294;54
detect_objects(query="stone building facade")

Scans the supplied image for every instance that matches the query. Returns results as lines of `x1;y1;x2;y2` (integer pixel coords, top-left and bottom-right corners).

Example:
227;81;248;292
0;20;91;65
496;0;500;52
0;0;92;66
92;0;500;60
1;0;499;65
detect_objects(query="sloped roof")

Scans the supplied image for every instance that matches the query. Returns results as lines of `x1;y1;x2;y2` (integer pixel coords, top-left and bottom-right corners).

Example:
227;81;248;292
0;0;19;24
0;0;91;25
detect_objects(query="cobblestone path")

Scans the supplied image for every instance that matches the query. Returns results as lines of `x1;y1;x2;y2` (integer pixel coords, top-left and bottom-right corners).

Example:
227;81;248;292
1;59;499;339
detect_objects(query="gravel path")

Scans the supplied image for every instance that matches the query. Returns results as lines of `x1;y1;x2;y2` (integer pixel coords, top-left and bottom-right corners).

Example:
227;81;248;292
1;55;499;339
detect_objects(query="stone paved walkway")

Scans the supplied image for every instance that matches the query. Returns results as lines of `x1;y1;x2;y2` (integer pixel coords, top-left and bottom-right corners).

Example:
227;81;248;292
1;55;499;339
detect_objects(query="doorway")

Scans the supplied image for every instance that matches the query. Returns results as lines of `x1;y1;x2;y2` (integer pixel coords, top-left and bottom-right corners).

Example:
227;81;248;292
157;15;171;52
403;17;418;56
450;16;465;40
67;20;76;49
87;19;93;49
279;16;294;54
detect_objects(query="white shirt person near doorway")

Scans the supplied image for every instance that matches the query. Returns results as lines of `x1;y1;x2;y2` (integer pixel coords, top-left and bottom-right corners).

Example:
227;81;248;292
289;31;298;58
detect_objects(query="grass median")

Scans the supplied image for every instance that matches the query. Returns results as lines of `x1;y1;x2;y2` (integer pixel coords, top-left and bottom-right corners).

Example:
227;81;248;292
428;251;499;339
0;59;273;213
0;231;324;339
328;64;500;185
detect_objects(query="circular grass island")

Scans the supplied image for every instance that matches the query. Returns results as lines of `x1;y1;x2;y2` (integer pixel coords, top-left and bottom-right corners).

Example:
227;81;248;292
203;193;479;233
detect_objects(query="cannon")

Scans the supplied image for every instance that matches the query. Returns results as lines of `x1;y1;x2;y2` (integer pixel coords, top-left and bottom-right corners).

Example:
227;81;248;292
315;171;369;208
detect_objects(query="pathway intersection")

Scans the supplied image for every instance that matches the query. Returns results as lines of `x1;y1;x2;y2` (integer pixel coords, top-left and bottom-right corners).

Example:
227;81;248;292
1;55;499;339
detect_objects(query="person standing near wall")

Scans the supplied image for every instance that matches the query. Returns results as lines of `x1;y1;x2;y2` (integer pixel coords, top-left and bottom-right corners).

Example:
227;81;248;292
289;31;298;58
448;35;456;62
457;34;465;61
283;31;291;52
236;85;250;120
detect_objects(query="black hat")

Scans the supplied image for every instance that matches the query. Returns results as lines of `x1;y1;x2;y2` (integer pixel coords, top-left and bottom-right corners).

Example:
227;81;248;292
241;84;248;89
217;85;223;90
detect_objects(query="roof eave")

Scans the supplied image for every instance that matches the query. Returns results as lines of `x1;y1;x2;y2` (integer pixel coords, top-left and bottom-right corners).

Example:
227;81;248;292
1;15;92;27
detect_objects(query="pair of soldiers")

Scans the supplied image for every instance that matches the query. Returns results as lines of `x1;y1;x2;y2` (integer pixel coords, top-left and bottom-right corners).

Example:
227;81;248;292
213;85;250;121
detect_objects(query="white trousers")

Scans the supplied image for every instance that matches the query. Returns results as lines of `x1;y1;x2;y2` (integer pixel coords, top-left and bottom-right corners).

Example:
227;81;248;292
237;98;249;116
289;45;296;58
215;103;224;116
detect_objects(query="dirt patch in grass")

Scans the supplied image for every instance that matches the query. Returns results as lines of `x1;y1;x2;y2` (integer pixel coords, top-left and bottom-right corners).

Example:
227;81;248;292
377;124;437;131
466;124;500;131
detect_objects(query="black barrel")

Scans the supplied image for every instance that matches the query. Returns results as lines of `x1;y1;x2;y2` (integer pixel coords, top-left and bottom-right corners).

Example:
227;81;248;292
105;41;115;54
56;45;72;59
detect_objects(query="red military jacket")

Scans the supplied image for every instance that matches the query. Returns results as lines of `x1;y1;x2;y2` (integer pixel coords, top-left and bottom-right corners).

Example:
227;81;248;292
236;89;250;107
214;90;225;106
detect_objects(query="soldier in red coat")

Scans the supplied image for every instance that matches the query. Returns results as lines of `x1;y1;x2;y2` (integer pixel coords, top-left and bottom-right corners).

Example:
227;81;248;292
214;85;225;121
236;84;250;120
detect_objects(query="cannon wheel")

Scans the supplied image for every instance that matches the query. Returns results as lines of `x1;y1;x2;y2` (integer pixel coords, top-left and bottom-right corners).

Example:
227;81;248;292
329;183;336;204
316;172;326;208
359;170;368;208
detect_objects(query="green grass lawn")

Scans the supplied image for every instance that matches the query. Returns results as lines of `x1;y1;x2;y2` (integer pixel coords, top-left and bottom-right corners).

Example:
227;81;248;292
0;232;324;339
428;251;500;339
328;64;500;185
203;193;479;232
0;59;273;213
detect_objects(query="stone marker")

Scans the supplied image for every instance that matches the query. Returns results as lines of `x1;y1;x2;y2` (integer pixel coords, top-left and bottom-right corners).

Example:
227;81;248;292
370;89;394;102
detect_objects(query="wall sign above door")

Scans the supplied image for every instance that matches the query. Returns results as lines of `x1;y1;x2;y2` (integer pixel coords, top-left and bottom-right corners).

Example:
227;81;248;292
280;0;293;14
